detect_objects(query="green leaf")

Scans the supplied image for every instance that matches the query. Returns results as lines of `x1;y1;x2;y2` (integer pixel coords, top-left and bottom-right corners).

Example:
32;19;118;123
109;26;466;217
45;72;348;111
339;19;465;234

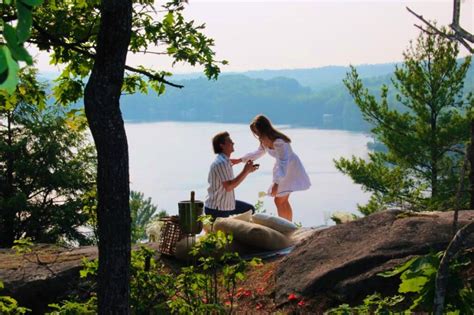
16;1;33;43
76;0;88;8
158;83;165;95
20;0;44;6
0;46;20;93
0;49;7;75
11;44;33;64
3;23;33;64
3;22;18;46
398;276;429;293
164;12;174;26
167;46;177;54
378;256;417;277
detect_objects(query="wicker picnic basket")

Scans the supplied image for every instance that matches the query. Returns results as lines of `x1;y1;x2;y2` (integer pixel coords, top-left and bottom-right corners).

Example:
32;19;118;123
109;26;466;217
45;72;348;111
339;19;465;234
157;216;185;256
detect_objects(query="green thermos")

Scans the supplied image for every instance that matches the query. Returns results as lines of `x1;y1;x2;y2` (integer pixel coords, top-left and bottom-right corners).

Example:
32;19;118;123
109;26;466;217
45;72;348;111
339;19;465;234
178;191;203;235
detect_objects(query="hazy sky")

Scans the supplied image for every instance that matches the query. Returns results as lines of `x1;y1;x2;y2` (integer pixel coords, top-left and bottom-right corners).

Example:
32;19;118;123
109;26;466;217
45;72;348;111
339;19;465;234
32;0;473;74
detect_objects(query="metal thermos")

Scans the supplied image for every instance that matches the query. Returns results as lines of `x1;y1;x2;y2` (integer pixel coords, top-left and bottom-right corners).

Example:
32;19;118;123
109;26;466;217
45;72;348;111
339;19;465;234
178;191;203;235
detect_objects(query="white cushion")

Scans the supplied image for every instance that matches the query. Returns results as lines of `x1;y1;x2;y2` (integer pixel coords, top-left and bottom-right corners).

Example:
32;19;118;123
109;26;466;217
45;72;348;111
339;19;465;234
202;209;252;233
229;209;253;222
251;213;298;235
213;217;291;251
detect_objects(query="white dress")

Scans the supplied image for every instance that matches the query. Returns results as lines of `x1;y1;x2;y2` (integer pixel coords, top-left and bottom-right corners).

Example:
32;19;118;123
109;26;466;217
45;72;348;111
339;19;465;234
241;138;311;196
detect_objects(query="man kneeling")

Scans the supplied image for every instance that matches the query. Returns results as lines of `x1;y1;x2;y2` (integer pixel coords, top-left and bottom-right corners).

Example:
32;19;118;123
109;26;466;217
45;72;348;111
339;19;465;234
205;131;258;218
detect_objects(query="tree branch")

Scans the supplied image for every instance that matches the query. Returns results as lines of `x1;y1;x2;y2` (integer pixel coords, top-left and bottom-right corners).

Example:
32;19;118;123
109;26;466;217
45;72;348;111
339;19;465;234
133;50;168;55
123;65;183;88
31;21;184;89
450;24;474;44
406;6;474;53
452;0;461;30
452;144;470;235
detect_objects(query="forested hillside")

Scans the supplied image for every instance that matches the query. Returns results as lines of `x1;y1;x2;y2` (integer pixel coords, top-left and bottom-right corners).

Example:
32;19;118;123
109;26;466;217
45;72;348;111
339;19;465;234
102;61;472;131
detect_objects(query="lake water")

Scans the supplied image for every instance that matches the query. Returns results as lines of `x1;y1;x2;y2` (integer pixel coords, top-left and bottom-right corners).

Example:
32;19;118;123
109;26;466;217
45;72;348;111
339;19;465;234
126;121;372;227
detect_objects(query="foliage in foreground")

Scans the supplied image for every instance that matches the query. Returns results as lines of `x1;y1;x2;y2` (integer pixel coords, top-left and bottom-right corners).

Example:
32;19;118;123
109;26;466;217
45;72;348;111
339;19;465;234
0;0;43;92
4;234;472;313
0;281;31;315
45;230;260;314
328;251;474;314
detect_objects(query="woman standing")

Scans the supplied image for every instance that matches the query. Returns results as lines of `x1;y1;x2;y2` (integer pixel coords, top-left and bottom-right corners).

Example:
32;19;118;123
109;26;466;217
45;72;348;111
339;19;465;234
232;115;311;221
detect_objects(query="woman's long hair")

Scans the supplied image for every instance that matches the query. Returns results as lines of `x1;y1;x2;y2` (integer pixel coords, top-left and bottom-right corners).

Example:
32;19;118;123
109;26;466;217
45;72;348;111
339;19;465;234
250;114;291;143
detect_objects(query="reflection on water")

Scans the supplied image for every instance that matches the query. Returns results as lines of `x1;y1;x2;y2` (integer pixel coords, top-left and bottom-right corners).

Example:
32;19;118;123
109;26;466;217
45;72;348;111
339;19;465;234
126;121;372;227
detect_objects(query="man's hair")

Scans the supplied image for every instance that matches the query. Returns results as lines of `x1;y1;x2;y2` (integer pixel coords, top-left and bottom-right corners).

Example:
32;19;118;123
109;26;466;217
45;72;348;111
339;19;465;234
212;131;229;154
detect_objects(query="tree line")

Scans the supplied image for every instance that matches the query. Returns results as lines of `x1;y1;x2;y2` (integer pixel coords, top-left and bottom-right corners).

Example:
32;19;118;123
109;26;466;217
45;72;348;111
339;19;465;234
120;63;472;132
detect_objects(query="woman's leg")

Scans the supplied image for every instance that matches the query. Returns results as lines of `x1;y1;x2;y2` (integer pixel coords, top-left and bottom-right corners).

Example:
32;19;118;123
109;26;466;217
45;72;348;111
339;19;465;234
274;194;292;221
285;198;293;222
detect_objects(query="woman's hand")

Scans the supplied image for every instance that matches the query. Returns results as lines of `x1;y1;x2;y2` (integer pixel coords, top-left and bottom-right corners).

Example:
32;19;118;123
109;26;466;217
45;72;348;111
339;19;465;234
230;158;242;165
271;183;279;197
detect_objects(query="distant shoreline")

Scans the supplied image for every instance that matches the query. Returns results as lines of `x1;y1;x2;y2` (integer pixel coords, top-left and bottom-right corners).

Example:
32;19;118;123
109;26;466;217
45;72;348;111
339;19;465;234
123;119;373;134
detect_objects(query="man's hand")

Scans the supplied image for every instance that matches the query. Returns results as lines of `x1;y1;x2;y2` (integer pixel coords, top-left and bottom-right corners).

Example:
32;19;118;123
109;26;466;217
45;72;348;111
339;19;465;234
223;160;258;192
243;160;258;174
271;183;279;197
230;158;242;165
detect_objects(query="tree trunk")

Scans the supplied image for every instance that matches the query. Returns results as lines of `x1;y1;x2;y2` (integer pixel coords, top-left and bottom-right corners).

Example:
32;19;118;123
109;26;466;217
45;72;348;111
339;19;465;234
0;111;16;247
430;111;439;200
433;221;474;315
83;0;132;313
452;145;470;235
469;120;473;209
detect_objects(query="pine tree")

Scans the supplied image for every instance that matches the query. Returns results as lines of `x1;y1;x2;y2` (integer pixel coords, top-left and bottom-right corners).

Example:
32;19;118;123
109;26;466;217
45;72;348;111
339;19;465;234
335;29;472;214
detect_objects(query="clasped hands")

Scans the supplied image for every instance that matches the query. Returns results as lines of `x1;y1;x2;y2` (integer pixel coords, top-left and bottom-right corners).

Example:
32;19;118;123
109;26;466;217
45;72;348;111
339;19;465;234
231;158;259;173
231;158;278;196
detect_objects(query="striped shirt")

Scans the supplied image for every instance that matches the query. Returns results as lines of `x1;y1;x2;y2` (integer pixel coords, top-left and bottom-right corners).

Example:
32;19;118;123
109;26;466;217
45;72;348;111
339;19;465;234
205;153;235;211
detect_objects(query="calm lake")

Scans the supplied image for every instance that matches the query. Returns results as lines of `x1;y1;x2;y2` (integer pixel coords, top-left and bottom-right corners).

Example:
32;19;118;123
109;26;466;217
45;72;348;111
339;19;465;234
126;121;372;227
